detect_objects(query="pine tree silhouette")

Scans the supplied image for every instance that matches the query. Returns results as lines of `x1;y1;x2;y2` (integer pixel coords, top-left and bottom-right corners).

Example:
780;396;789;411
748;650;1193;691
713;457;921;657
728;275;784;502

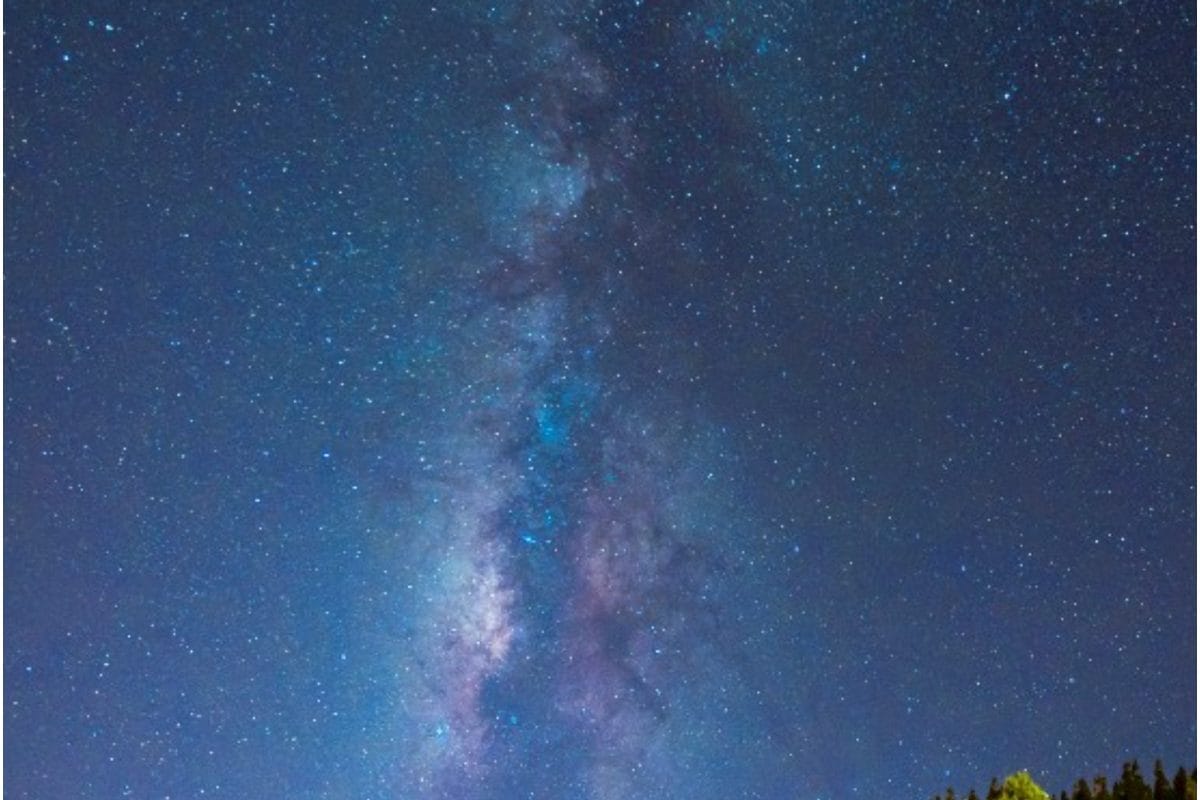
1173;767;1191;800
1153;760;1173;800
933;759;1194;800
1114;760;1153;800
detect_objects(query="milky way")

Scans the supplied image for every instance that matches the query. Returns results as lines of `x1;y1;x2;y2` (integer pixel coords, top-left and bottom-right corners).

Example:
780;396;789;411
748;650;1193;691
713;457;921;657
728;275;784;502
382;17;783;797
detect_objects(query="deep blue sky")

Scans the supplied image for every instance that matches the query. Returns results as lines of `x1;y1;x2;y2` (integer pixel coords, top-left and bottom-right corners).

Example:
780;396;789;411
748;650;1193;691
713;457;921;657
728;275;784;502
4;2;1195;798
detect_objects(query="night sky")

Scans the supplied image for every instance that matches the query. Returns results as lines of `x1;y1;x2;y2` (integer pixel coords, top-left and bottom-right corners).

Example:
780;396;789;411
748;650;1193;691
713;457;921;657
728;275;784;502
4;2;1196;798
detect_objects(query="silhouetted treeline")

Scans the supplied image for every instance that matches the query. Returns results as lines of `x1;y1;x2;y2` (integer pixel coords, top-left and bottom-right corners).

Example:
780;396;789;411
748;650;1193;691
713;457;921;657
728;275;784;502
932;759;1196;800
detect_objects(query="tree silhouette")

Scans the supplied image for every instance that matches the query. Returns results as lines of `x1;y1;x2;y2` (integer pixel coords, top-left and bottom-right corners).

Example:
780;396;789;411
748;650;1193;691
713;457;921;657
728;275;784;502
1173;767;1192;800
1153;760;1172;800
1114;760;1153;800
935;760;1195;800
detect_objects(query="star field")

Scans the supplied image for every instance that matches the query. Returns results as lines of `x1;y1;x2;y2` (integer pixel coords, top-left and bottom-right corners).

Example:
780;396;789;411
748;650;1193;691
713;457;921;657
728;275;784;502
4;2;1195;799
